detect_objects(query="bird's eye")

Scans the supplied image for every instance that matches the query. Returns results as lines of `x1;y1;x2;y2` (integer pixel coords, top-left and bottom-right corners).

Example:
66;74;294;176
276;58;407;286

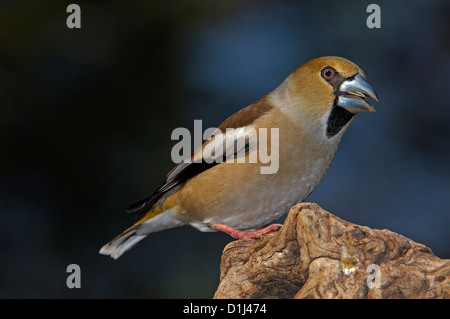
321;67;336;81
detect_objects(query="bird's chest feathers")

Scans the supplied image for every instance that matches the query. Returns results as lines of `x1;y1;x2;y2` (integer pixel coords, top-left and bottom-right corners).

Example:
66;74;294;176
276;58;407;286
275;119;340;201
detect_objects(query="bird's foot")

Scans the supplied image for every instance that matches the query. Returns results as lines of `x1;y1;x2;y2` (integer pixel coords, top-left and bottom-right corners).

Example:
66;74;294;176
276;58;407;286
214;223;282;239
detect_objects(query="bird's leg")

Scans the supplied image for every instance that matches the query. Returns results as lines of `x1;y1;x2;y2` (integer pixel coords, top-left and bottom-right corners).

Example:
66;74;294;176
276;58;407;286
214;223;282;239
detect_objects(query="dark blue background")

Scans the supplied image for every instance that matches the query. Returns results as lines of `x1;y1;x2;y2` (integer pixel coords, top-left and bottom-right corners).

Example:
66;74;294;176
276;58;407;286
0;0;449;298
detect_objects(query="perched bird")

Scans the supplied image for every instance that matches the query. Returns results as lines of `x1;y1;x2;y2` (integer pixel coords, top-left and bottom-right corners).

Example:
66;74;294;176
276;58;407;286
100;56;378;259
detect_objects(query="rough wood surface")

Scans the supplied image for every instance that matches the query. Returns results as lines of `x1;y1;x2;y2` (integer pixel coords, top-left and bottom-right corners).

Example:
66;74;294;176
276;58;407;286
213;203;450;299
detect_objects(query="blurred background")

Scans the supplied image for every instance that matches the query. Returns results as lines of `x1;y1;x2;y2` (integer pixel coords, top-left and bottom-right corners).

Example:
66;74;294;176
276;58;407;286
0;0;449;298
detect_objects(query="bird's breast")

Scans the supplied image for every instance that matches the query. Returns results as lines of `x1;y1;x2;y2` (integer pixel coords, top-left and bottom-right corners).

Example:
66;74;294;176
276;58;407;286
173;109;340;230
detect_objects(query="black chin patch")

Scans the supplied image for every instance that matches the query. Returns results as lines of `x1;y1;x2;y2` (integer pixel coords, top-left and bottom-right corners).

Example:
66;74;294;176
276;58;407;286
326;104;354;138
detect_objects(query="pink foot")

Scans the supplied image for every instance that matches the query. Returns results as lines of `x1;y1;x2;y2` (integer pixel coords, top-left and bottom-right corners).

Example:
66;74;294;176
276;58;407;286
214;223;282;239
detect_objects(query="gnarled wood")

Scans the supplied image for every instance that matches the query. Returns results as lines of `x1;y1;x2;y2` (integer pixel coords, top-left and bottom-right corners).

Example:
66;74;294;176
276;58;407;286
213;203;450;299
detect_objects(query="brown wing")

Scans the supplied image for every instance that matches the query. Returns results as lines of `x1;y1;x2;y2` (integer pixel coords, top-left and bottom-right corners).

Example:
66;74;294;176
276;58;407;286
216;100;273;131
127;101;273;216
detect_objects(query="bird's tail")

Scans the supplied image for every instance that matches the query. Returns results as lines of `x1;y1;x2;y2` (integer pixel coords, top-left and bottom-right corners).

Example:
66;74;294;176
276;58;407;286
99;206;185;259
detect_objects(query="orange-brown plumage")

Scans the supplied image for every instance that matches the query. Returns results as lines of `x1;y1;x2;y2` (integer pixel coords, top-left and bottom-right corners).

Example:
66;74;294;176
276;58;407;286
100;56;378;259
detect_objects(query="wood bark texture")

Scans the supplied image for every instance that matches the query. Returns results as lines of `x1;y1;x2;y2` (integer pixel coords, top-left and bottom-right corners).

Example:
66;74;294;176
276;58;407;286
213;203;450;299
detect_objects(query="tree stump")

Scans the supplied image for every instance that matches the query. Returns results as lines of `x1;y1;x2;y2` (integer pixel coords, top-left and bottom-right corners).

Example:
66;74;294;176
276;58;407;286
213;202;450;299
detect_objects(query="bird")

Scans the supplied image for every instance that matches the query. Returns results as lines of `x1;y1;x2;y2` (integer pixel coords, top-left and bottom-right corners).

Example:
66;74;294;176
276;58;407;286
100;56;378;259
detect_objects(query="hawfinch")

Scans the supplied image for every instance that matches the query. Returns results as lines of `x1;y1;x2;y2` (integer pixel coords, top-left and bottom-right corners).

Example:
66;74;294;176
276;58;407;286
100;56;378;259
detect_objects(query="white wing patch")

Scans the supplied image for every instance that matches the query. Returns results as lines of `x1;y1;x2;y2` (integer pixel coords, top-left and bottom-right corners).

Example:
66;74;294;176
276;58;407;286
201;126;258;163
167;125;258;182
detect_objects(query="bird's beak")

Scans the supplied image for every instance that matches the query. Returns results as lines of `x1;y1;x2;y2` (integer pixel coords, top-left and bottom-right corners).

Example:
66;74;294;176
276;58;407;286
336;74;378;113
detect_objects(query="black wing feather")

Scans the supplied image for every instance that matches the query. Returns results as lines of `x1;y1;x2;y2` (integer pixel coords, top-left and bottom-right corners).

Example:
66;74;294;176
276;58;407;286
127;160;220;218
128;124;254;218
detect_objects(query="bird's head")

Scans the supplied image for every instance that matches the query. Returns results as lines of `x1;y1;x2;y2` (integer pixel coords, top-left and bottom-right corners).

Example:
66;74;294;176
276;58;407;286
273;56;378;138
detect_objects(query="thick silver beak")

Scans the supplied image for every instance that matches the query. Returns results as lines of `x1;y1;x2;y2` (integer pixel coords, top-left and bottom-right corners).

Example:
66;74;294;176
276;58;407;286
337;74;378;113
